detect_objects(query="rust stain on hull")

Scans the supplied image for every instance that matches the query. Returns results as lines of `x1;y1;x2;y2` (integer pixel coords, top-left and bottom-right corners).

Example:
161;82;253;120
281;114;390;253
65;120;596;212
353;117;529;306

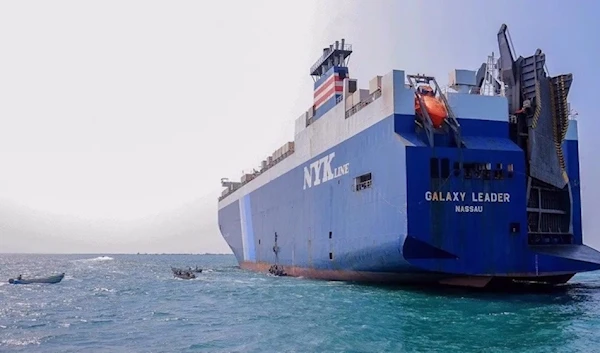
241;262;575;288
241;261;441;283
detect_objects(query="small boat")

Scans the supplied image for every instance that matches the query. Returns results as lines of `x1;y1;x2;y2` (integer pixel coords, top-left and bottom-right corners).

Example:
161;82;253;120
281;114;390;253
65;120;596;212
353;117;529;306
8;273;65;285
171;267;196;280
174;272;195;280
268;264;287;276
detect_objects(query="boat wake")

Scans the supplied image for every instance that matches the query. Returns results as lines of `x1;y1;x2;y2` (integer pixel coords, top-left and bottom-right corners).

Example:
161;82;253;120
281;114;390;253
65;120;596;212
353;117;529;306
72;256;114;263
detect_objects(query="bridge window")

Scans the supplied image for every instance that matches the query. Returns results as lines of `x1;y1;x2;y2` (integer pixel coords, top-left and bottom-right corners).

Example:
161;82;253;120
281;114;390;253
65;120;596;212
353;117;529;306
440;158;450;178
430;158;439;178
463;163;496;179
483;163;491;180
453;161;461;176
463;163;474;179
507;164;514;178
495;163;504;179
354;173;372;191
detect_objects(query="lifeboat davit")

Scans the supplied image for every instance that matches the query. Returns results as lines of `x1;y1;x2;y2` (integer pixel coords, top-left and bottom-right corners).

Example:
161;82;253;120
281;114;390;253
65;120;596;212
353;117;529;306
414;85;448;128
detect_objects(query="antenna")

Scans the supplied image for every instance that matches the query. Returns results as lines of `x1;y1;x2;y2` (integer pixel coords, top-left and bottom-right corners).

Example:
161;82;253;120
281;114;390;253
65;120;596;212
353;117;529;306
480;52;505;97
309;38;353;81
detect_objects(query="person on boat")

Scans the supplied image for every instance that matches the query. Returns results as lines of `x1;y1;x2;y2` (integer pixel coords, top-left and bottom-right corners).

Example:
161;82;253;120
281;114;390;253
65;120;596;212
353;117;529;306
17;275;22;280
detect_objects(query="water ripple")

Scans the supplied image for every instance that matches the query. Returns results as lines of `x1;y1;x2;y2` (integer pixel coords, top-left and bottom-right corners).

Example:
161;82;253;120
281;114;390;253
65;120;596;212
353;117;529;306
1;254;600;352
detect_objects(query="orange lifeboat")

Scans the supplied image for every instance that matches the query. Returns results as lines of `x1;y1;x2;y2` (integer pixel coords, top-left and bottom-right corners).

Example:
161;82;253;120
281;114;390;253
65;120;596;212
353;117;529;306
414;85;448;128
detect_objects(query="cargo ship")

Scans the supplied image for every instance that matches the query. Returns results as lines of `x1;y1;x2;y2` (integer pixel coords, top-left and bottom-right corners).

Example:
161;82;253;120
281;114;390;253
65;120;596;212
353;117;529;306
217;24;600;288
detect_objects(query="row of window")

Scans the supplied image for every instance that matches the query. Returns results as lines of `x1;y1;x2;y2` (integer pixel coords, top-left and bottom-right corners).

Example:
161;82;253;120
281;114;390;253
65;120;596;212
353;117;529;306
430;158;514;179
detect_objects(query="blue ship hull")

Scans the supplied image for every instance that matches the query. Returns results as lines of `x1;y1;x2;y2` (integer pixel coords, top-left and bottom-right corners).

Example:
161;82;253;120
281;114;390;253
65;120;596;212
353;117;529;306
217;26;600;288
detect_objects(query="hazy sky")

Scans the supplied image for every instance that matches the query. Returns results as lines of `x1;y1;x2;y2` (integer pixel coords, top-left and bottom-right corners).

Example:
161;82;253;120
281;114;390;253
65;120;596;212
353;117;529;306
0;1;599;254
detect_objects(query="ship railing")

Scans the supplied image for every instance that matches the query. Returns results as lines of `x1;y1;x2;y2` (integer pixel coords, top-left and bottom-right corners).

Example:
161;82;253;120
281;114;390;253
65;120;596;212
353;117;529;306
309;44;353;75
218;149;296;201
345;89;382;119
218;183;242;201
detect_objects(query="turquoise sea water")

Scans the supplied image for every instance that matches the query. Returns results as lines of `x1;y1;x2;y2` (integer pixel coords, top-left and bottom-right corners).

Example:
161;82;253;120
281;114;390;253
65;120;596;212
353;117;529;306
1;254;600;352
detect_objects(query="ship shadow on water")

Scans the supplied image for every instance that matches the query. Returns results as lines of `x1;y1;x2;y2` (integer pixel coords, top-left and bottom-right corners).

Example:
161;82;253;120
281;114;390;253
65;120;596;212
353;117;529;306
343;279;600;352
350;279;600;304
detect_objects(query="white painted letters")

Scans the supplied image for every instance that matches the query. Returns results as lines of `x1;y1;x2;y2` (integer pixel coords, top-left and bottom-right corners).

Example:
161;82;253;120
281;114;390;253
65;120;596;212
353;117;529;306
455;205;483;213
424;191;511;213
312;157;323;186
470;192;510;203
303;152;349;190
424;191;465;202
322;153;334;182
303;167;313;189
